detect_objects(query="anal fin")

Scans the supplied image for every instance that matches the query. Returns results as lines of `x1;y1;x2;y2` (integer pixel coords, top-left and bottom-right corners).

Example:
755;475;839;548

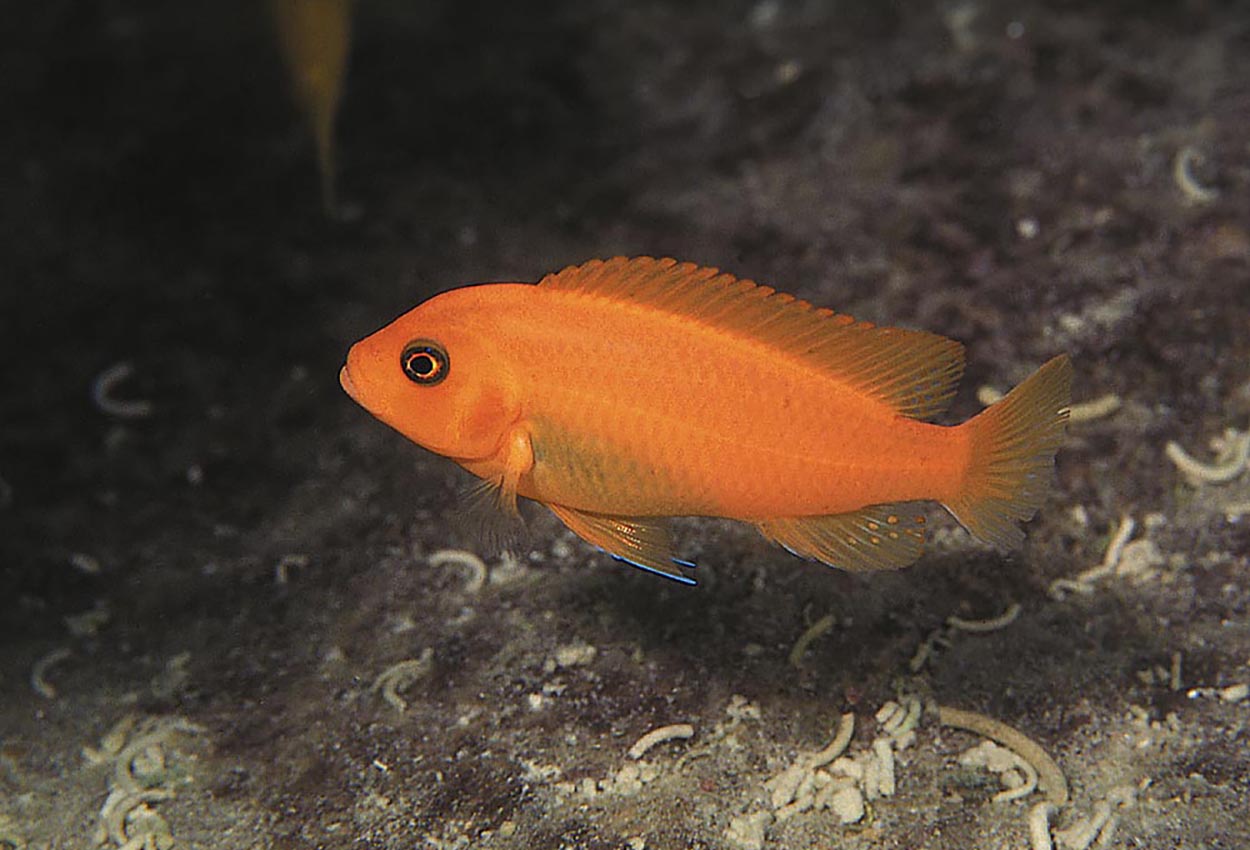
756;504;927;572
547;504;696;585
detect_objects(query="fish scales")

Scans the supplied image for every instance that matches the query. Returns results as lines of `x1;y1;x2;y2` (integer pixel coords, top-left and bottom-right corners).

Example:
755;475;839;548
474;286;964;518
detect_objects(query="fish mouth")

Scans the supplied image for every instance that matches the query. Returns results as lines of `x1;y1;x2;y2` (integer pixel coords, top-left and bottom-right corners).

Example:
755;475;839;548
339;365;360;401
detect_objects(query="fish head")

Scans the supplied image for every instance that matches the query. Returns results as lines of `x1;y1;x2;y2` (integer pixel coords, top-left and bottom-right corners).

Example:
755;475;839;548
340;286;518;462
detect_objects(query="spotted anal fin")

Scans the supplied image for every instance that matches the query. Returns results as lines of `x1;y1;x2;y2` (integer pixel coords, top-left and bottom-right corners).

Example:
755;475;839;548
756;504;928;572
547;504;696;585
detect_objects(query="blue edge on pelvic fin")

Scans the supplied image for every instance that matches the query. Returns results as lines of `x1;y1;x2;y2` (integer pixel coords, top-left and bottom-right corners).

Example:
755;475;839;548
608;553;698;586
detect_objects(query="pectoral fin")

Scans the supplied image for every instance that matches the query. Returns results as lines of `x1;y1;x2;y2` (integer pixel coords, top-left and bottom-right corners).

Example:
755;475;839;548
457;427;534;553
757;504;927;572
547;504;696;585
459;477;527;554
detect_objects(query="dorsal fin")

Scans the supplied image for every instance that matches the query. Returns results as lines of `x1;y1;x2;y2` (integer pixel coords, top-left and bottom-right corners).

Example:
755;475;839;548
539;257;965;420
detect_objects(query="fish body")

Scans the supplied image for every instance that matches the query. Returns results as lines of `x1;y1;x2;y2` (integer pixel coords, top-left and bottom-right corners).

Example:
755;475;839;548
341;257;1071;582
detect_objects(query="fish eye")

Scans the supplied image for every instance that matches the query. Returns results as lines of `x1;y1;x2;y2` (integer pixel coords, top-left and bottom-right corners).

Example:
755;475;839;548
400;340;449;385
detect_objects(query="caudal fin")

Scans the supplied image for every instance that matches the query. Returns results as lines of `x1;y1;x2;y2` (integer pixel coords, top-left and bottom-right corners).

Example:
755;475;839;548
945;355;1072;549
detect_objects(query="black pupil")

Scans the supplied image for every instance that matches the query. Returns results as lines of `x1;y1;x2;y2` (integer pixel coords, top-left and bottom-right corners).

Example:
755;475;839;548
409;353;435;376
402;341;447;384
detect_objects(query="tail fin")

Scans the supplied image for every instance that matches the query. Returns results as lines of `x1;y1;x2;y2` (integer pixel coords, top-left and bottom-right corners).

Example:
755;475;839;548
945;355;1072;549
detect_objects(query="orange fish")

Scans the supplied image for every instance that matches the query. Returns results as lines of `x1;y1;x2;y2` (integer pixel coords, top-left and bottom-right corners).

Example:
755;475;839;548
341;257;1071;583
